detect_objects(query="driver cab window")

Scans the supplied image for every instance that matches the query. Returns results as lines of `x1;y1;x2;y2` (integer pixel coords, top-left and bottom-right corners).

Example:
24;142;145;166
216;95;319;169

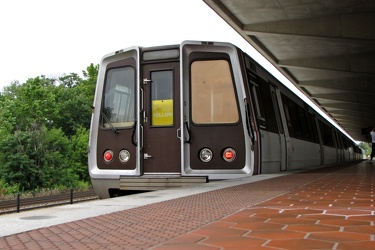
102;67;135;128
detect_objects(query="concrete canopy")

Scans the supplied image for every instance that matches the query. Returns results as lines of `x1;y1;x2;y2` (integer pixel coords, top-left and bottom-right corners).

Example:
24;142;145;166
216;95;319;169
203;0;375;142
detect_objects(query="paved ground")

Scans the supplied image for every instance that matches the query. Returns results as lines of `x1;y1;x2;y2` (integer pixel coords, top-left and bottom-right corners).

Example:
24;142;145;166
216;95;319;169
0;160;374;249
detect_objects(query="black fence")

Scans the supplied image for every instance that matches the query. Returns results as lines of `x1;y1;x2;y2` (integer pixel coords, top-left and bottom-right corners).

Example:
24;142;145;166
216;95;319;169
0;189;98;214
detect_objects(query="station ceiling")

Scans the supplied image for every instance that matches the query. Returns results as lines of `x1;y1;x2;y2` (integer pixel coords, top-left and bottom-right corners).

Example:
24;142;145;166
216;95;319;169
203;0;375;142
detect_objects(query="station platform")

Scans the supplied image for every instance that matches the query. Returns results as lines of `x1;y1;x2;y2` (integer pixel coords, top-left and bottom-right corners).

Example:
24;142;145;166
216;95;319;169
0;160;374;249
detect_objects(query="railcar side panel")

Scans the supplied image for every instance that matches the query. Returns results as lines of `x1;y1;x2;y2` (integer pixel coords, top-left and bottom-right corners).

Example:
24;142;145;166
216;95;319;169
244;59;288;174
322;146;338;165
288;139;321;170
260;131;284;173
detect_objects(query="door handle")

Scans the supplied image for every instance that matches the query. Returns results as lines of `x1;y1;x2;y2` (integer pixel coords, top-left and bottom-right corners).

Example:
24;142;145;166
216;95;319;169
140;87;144;111
177;128;181;139
143;79;152;84
143;110;148;123
184;120;191;143
144;153;152;159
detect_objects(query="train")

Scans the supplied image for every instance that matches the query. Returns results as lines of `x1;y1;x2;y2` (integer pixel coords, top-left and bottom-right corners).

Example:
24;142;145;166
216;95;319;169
88;41;363;199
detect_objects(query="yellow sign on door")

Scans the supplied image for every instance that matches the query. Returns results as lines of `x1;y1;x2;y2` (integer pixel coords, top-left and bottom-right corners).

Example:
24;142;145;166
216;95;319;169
152;99;173;126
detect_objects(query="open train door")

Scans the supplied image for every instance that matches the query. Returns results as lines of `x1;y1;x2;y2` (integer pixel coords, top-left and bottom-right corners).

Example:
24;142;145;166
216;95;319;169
180;41;254;178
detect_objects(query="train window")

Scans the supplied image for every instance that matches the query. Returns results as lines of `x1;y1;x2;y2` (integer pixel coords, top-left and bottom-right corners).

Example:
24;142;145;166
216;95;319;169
334;130;341;149
270;89;284;134
281;94;293;137
307;112;319;142
151;70;174;126
319;121;334;147
305;112;318;142
283;103;292;127
281;94;302;138
341;135;348;149
252;84;266;126
102;67;135;128
247;73;266;128
288;101;302;138
298;107;309;139
282;94;317;142
191;60;239;124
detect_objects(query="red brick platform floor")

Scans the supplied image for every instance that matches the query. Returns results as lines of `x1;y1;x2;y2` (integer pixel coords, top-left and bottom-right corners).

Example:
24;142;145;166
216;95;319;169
1;160;374;249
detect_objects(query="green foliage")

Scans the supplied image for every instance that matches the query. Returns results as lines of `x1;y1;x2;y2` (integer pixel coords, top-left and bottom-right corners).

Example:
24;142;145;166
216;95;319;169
358;142;371;158
0;64;98;194
0;180;20;197
69;127;90;181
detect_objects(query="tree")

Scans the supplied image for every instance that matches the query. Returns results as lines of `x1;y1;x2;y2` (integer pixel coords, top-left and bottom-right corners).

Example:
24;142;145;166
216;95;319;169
58;73;82;88
82;63;99;89
0;64;98;193
53;65;98;136
0;124;80;191
53;82;91;136
0;130;37;191
0;76;57;132
69;127;90;181
358;142;371;158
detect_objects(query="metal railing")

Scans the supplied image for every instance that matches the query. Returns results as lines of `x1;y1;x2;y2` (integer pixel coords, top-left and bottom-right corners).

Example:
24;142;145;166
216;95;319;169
0;189;98;214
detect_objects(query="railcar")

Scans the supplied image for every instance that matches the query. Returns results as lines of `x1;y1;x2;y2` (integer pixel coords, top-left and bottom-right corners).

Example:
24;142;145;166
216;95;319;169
88;41;363;198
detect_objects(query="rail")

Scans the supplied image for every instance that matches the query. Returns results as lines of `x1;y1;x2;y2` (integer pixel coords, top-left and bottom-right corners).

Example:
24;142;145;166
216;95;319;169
0;189;99;215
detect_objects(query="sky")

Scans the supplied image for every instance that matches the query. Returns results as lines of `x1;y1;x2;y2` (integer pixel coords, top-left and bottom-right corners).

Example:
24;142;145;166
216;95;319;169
0;0;354;140
0;0;269;89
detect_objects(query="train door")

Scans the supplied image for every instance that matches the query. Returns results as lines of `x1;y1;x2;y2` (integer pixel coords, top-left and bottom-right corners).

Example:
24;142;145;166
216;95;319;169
141;62;181;174
334;129;343;163
315;118;325;165
181;41;253;177
270;85;287;171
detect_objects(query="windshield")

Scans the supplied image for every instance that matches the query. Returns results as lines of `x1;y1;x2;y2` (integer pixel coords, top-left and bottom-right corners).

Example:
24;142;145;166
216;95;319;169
102;67;135;128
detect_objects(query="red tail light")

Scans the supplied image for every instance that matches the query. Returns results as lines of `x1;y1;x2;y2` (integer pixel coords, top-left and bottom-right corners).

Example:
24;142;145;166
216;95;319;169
223;148;236;162
104;150;114;163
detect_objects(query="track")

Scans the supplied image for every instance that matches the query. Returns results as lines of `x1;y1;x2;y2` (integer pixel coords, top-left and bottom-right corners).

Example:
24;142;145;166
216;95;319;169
0;189;98;215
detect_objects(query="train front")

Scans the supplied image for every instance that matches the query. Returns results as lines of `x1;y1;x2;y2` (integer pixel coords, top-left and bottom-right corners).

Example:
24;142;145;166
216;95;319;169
88;41;254;199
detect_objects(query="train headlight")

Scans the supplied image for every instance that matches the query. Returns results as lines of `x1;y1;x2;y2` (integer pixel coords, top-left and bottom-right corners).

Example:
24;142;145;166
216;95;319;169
104;150;114;163
119;149;130;163
199;148;213;162
223;148;236;162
